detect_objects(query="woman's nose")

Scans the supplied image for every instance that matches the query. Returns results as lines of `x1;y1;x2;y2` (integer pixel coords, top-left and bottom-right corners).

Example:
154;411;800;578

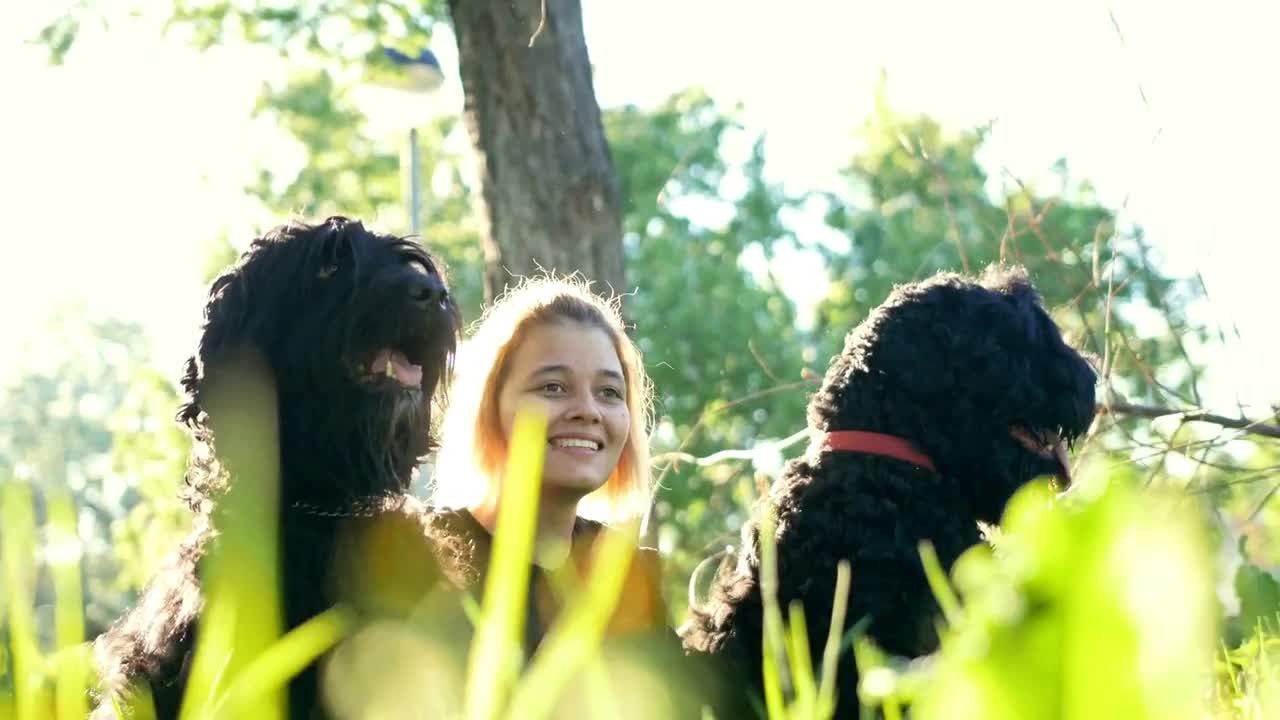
564;390;603;422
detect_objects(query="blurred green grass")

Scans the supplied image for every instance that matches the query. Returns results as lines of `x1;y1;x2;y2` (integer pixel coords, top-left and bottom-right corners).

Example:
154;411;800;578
4;435;1280;718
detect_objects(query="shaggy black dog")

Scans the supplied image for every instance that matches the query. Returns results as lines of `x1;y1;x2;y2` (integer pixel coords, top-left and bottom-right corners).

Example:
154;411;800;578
91;217;459;719
681;265;1097;718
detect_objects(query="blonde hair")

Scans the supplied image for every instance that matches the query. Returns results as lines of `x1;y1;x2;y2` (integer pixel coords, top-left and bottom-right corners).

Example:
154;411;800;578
431;275;653;523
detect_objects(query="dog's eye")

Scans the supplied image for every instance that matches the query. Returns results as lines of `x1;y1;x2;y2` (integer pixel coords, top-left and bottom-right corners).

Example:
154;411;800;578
317;265;339;280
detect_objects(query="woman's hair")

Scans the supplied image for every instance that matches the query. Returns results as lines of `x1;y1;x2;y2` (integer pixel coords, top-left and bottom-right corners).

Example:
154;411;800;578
431;275;653;523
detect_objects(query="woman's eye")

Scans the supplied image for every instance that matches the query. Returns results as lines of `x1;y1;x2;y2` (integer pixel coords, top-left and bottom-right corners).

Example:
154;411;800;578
600;386;624;400
541;382;566;394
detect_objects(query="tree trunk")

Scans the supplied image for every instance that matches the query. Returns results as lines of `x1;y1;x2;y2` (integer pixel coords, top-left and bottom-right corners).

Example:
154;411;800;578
447;0;626;302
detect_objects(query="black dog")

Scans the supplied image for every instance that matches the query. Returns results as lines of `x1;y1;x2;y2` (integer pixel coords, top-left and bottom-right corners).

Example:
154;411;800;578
91;217;459;719
681;265;1097;717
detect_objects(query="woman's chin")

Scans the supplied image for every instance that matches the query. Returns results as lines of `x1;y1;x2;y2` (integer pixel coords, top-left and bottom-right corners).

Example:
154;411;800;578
540;453;612;492
540;470;610;497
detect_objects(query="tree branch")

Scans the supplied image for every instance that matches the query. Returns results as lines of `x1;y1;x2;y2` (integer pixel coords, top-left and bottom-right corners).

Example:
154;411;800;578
652;428;811;469
1098;401;1280;440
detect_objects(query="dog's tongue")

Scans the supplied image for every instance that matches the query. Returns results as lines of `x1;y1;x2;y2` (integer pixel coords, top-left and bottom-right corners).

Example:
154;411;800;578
372;349;422;388
1052;440;1072;487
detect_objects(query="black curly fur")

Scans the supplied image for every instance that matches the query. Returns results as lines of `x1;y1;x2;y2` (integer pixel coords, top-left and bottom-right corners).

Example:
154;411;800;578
680;265;1097;718
90;217;460;719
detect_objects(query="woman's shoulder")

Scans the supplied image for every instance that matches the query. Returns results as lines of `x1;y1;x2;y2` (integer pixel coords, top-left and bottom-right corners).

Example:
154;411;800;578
567;517;669;633
569;517;664;573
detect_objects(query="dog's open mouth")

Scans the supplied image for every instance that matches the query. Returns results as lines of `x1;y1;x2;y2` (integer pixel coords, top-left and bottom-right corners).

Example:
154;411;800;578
346;291;454;393
354;348;423;388
351;327;437;390
1009;426;1072;487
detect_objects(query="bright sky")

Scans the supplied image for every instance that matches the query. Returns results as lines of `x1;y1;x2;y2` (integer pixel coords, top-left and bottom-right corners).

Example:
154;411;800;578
1;0;1276;413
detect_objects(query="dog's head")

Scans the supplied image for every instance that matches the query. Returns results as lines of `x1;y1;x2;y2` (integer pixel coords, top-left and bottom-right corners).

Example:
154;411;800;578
178;216;460;503
810;265;1097;520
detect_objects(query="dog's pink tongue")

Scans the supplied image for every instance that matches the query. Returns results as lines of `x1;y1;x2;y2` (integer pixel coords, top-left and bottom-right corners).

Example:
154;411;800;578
1052;440;1072;487
371;349;423;388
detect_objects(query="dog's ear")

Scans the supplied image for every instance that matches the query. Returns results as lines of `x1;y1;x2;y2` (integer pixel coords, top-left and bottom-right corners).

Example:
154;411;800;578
878;288;1035;404
874;308;962;401
176;268;252;428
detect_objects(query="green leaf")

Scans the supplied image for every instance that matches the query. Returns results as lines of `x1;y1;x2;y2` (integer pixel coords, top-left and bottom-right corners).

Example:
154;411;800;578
1235;559;1280;634
463;404;547;720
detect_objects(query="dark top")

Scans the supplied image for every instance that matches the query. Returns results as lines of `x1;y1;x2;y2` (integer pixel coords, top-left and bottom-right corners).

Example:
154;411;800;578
420;506;668;655
414;507;737;718
328;501;735;717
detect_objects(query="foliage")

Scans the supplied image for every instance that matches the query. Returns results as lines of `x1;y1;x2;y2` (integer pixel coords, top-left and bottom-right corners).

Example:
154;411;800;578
39;0;444;66
604;91;815;601
103;368;191;598
7;464;1280;718
0;304;189;634
0;406;673;719
818;81;1208;412
248;66;487;323
845;469;1230;719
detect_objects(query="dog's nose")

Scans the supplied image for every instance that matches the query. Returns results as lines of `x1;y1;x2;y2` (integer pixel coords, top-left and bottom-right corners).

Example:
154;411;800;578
408;272;448;307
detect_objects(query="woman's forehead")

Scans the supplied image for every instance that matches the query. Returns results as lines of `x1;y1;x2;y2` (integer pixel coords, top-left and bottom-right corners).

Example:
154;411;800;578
509;321;622;376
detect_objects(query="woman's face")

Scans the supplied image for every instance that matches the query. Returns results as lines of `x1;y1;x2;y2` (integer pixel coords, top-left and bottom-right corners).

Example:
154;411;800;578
497;320;631;498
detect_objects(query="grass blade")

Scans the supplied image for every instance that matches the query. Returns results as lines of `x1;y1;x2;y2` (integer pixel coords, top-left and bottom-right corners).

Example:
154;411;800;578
47;486;90;720
757;498;791;718
917;541;962;628
179;350;284;720
503;520;639;719
816;560;852;718
787;600;816;714
212;606;354;719
463;403;547;720
1;480;44;720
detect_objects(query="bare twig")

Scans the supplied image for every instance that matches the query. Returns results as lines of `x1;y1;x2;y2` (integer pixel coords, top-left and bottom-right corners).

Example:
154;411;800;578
1098;401;1280;440
748;339;781;384
1113;332;1198;408
653;380;815;476
652;428;810;469
931;162;970;273
1247;482;1280;523
902;132;971;272
528;0;547;47
639;377;817;543
1107;8;1163;141
1131;232;1206;405
1187;470;1280;495
1101;227;1118;384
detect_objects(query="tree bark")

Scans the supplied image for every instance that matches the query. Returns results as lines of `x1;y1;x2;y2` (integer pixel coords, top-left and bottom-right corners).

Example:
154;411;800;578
447;0;626;302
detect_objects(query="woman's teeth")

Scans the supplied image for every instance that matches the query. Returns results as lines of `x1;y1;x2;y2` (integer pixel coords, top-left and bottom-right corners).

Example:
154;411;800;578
550;438;599;450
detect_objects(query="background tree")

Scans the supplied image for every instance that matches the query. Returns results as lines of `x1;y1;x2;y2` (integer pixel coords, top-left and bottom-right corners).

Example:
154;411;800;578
449;0;626;300
58;0;627;302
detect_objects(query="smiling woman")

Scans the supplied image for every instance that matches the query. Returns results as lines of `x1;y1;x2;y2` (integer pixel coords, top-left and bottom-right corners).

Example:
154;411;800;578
433;275;653;532
427;274;663;628
421;275;723;720
495;321;633;509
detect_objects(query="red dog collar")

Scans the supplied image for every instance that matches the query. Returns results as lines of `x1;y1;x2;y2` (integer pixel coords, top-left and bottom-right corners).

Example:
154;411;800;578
820;431;936;473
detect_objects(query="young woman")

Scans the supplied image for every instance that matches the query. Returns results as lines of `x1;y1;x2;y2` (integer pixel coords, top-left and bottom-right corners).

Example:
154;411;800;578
354;275;731;717
428;275;664;641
